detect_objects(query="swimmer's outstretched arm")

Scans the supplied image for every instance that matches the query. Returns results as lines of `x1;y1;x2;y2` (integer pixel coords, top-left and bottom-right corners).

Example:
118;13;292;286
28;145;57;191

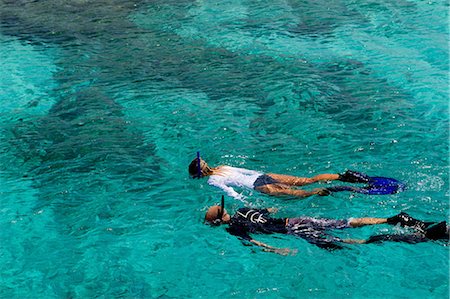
209;181;245;200
249;239;296;256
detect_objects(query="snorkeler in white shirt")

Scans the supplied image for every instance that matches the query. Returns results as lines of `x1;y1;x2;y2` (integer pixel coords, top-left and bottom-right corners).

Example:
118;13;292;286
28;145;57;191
188;154;349;200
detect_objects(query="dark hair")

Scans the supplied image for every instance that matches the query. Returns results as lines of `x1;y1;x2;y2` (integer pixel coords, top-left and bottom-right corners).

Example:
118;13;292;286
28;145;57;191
188;158;200;177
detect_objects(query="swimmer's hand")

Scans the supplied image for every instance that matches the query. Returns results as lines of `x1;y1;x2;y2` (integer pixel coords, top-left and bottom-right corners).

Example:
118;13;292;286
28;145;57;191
314;188;331;196
251;239;296;256
267;207;278;213
272;248;298;256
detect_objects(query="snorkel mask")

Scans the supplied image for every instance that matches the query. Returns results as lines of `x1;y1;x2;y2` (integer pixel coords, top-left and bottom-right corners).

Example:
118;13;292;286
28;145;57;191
211;195;225;226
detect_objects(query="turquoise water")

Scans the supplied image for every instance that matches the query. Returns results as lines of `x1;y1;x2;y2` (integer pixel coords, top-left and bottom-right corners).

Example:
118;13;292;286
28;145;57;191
0;0;448;298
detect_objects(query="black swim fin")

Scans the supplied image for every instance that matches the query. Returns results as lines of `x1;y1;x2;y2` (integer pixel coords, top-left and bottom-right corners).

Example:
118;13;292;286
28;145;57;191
425;221;449;240
338;170;370;183
387;212;427;231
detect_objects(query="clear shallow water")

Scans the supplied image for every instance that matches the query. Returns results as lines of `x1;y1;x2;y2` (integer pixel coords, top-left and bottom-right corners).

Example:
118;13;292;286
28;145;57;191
0;0;448;298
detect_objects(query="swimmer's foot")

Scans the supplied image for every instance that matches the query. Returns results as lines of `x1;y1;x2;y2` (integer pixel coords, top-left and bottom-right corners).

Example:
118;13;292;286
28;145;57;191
425;221;449;240
316;188;331;196
387;212;426;231
338;170;370;183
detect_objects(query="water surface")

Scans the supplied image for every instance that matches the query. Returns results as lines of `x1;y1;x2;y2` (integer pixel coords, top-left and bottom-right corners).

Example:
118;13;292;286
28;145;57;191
0;0;448;298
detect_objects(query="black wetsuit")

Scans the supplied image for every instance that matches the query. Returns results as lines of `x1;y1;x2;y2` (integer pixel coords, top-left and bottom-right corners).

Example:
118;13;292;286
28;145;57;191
226;208;348;250
226;208;287;241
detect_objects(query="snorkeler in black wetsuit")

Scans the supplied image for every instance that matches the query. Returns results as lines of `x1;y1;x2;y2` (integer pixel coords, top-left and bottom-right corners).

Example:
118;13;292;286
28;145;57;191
225;207;350;251
204;198;449;255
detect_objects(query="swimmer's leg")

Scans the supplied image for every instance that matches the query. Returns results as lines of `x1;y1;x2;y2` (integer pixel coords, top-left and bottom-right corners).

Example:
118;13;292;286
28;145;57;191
287;225;345;250
255;183;329;198
342;239;367;244
365;222;449;244
365;234;426;244
267;173;340;186
349;214;437;229
326;185;367;193
348;217;388;227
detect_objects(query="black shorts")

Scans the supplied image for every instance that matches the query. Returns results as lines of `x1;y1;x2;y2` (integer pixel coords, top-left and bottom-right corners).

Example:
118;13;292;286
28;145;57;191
287;217;350;230
286;217;350;249
253;174;279;189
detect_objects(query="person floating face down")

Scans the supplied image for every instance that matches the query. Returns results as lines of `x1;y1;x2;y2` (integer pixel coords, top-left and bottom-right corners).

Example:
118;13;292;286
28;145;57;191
204;197;449;255
189;156;346;200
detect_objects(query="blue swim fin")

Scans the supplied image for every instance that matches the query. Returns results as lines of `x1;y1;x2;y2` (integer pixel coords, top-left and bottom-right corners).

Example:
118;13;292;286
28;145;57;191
331;171;405;195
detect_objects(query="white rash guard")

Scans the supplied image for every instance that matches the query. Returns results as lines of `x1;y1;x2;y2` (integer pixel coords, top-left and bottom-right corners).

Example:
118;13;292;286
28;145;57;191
207;166;263;200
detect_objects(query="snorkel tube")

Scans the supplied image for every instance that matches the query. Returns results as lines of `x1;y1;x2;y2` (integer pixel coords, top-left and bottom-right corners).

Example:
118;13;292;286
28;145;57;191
196;151;202;179
218;195;225;219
